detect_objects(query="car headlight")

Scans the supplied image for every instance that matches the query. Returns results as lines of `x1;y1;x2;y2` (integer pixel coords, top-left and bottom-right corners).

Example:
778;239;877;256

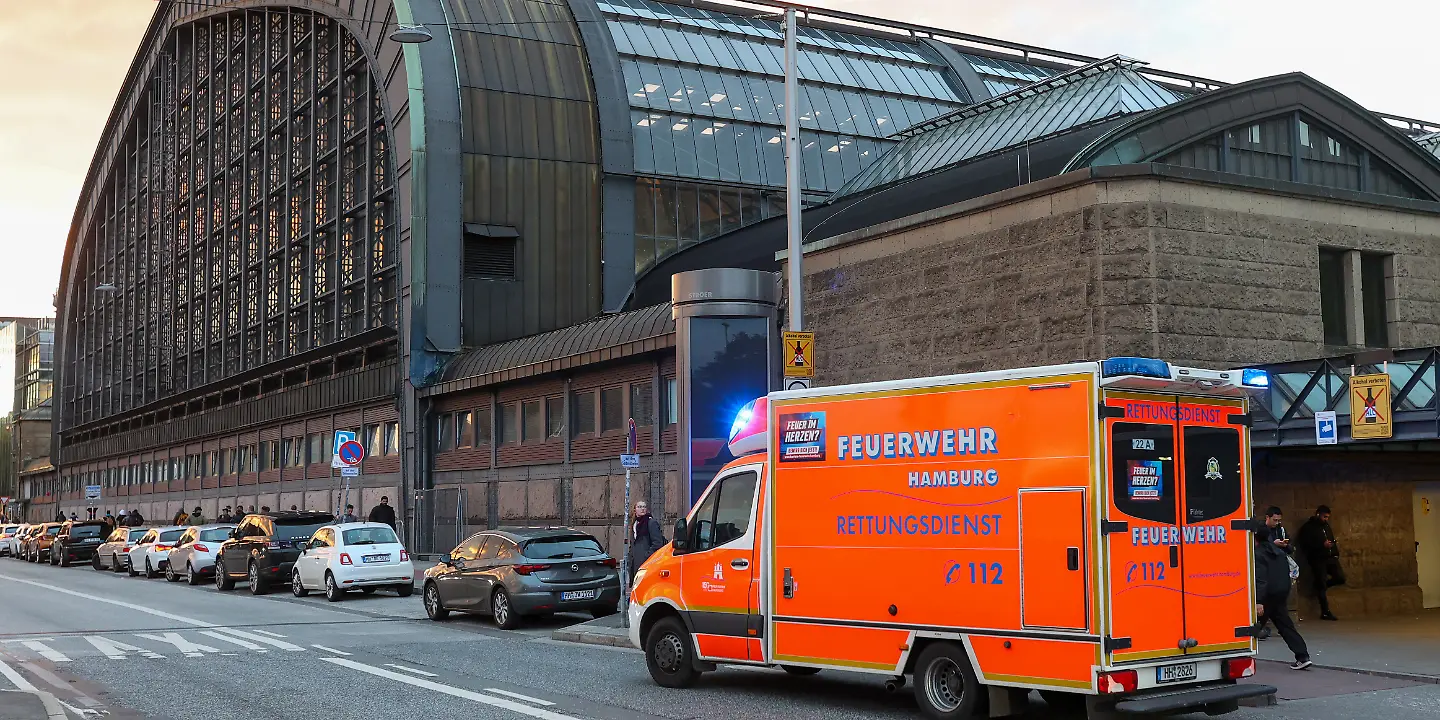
631;568;647;588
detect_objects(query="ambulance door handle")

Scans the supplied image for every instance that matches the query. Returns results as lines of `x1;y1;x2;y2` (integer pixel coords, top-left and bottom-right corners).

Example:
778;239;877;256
1066;547;1079;571
783;568;795;599
1169;545;1180;568
731;559;749;570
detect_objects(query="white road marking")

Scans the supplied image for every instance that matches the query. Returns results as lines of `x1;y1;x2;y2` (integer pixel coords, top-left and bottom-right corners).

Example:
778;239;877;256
311;644;351;656
56;697;104;719
485;688;556;706
198;631;268;652
19;641;69;663
85;636;162;660
210;627;305;652
321;657;584;720
136;632;220;657
0;658;37;691
384;663;438;677
249;629;287;638
0;574;219;627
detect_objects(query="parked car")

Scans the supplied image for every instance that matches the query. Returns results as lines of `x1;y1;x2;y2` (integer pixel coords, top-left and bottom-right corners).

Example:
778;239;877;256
165;524;236;585
25;523;62;563
94;526;149;572
214;511;334;594
125;526;187;578
51;521;112;567
291;522;414;602
14;525;41;561
0;525;22;557
422;528;620;629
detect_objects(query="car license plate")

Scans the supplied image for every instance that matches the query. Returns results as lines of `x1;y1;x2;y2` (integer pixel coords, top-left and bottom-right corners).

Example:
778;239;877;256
561;589;596;601
362;554;390;563
1156;662;1198;684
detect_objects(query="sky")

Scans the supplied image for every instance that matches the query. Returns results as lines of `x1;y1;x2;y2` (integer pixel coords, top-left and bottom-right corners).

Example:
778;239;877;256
3;0;1438;319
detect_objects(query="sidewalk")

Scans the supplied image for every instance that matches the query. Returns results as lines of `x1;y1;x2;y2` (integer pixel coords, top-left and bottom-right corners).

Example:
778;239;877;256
1256;607;1440;681
550;612;634;648
0;689;62;720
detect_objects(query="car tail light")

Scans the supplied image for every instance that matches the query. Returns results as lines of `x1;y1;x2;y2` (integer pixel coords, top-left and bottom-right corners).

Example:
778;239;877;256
1223;658;1256;679
154;545;172;552
399;550;409;561
512;564;549;575
122;546;132;553
599;558;618;568
1098;670;1138;694
193;543;209;553
340;553;353;565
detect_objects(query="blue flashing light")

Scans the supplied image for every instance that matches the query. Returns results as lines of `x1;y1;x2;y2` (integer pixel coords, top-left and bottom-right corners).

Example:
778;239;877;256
1241;368;1270;388
1101;357;1172;379
729;400;757;441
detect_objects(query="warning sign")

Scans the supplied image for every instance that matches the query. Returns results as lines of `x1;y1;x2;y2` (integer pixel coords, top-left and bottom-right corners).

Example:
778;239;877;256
1349;373;1392;440
783;331;815;379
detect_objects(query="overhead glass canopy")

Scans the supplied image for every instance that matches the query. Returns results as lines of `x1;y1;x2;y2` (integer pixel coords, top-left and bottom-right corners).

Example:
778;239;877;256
831;57;1182;199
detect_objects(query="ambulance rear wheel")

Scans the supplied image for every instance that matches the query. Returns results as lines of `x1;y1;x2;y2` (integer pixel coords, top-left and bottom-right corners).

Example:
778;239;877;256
645;616;700;688
914;642;981;719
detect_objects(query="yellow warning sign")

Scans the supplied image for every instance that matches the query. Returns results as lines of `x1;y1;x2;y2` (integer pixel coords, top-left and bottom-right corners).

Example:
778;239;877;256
1349;373;1392;440
783;331;815;379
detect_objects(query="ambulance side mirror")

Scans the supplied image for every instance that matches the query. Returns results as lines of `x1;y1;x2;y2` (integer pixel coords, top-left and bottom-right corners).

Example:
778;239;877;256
672;518;688;554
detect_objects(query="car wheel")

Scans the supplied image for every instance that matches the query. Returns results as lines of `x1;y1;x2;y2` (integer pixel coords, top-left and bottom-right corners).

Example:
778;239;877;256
291;571;309;597
645;616;700;688
92;553;103;571
49;551;58;566
187;563;202;586
324;572;344;602
111;554;125;573
781;665;822;676
165;563;180;582
144;558;159;579
59;549;71;567
396;584;414;598
128;556;140;577
491;588;520;630
248;562;269;595
423;583;449;621
215;558;235;591
913;642;981;720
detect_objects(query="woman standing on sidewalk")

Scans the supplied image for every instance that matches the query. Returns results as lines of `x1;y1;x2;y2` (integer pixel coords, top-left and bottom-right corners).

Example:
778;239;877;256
1257;523;1312;670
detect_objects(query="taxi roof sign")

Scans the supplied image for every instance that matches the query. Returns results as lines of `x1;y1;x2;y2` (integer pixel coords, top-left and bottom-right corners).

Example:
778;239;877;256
783;331;815;379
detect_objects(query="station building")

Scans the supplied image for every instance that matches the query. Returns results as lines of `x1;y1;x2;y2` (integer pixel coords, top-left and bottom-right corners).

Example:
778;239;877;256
40;0;1440;615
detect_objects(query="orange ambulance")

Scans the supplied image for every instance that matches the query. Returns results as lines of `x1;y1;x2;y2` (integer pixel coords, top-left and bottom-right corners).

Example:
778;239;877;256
628;357;1277;718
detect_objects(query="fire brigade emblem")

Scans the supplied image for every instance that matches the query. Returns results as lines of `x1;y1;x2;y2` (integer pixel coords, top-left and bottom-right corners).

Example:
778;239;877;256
1204;457;1223;482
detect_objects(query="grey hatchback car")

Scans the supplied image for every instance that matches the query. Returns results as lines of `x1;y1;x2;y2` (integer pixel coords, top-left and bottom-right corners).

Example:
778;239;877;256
422;527;621;629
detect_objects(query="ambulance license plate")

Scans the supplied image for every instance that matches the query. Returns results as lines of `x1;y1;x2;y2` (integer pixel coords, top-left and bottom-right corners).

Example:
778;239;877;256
1156;662;1198;684
561;590;596;601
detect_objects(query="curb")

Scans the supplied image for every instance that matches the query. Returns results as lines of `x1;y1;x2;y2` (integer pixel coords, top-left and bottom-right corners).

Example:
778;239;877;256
550;629;636;649
1311;664;1440;685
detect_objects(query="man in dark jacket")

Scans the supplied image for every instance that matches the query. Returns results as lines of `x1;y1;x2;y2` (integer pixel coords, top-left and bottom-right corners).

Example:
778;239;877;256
127;509;145;527
627;501;667;582
1298;504;1344;620
1256;522;1311;670
367;496;397;530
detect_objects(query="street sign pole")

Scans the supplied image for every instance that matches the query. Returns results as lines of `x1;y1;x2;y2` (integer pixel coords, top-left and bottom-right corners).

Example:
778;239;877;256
620;418;637;627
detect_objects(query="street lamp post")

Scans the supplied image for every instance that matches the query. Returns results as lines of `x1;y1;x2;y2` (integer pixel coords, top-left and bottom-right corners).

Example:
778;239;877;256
783;7;803;333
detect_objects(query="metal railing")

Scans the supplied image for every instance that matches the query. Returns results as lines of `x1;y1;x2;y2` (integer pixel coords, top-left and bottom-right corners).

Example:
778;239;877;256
1249;347;1439;447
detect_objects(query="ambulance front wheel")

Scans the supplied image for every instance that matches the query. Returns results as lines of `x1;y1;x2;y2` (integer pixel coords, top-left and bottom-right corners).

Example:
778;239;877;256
645;616;700;688
913;642;981;719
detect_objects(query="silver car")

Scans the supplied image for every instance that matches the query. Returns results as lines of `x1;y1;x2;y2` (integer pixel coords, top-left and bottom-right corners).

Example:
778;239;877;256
95;527;149;572
165;524;236;585
421;528;621;629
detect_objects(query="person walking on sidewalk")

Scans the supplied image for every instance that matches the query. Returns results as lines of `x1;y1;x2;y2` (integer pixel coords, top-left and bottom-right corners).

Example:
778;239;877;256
627;501;666;583
187;507;206;526
339;505;359;523
1256;522;1311;670
367;496;396;530
1255;507;1296;641
1299;504;1345;620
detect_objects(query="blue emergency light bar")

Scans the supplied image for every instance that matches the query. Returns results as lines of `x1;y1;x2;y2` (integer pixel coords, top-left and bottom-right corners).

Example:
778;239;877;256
1241;368;1269;388
1100;357;1172;379
729;400;757;441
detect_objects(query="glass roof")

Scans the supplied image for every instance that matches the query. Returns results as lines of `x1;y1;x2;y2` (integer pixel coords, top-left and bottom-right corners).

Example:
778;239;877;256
961;53;1055;83
832;57;1182;199
1412;131;1440;159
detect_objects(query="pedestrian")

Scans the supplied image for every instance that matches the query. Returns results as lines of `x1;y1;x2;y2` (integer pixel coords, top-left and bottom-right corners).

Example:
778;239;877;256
55;510;66;522
217;506;233;523
1298;504;1345;621
188;506;206;526
1255;507;1296;640
289;505;298;511
103;509;115;526
1256;520;1312;670
246;505;256;514
367;496;396;530
339;504;358;523
260;505;270;512
172;508;189;526
69;512;79;522
128;508;145;527
627;501;666;582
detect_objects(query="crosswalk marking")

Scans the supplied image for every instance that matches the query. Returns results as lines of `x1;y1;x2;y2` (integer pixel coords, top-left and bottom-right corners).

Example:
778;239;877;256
485;689;556;706
311;644;351;656
84;636;162;660
136;633;221;657
19;641;69;663
322;657;583;720
385;663;438;677
250;629;287;638
210;627;305;652
198;631;269;652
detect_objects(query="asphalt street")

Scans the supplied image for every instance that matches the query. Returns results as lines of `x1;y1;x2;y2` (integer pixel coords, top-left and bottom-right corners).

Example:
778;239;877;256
1;556;1437;720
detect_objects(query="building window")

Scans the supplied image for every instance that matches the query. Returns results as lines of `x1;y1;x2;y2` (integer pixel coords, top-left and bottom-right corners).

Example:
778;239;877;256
462;227;519;281
210;451;221;476
474;407;492;446
572;390;596;436
663;377;678;425
500;402;519;444
546;396;565;439
1319;248;1393;348
600;387;624;433
522;400;544;443
1361;253;1391;348
436;414;454;452
456;411;474;448
384;421;400;456
307;434;325;465
1319;248;1348;346
238;446;252;473
257;443;270;472
630;383;654;427
364;425;382;458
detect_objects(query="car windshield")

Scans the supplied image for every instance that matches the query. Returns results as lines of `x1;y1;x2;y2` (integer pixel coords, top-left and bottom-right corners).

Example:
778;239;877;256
45;527;61;536
275;522;328;540
521;536;604;560
157;530;186;543
69;525;104;538
342;527;398;546
3;526;17;534
199;528;232;542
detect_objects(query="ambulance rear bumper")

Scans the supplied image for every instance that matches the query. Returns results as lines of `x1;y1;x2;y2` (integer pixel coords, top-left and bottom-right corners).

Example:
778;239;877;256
1112;681;1276;714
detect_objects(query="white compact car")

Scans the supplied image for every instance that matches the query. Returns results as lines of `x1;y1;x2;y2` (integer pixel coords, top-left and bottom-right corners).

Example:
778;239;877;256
165;524;236;585
126;526;187;578
292;522;414;602
2;525;24;557
95;527;149;572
